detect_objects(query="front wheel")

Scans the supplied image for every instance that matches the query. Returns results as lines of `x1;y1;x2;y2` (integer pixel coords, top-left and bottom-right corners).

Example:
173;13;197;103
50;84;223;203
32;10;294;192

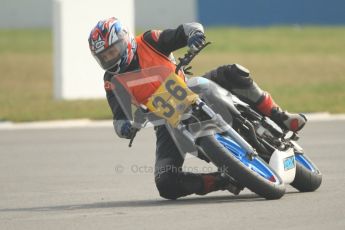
197;134;286;200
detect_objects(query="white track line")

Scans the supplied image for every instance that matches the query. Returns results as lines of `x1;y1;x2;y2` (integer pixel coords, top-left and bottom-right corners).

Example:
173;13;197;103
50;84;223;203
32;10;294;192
305;112;345;121
0;119;112;130
0;113;345;130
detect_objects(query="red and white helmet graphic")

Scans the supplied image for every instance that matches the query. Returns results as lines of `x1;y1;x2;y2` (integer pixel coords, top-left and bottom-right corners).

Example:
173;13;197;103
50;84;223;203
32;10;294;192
88;17;136;73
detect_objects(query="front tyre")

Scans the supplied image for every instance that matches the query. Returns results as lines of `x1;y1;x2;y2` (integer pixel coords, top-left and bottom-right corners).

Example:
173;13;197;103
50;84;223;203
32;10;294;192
197;134;286;200
291;154;322;192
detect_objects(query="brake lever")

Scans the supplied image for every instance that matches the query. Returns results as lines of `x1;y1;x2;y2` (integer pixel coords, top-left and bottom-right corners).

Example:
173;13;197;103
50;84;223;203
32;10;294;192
128;108;147;147
128;127;139;148
183;66;193;75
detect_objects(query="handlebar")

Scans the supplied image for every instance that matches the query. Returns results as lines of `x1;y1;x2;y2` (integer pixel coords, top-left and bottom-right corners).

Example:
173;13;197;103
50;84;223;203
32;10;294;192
175;42;211;74
128;127;139;147
128;109;146;148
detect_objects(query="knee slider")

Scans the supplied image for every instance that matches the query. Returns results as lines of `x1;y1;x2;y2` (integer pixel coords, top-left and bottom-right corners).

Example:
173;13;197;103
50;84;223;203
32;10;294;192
155;173;180;200
222;64;253;88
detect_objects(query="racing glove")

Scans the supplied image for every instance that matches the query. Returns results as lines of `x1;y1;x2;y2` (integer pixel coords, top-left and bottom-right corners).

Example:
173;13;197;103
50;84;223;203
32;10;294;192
114;120;134;139
187;30;206;52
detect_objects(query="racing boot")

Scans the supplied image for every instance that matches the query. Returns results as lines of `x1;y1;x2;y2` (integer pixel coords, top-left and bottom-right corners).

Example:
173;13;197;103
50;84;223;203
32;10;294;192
256;92;307;132
196;172;243;196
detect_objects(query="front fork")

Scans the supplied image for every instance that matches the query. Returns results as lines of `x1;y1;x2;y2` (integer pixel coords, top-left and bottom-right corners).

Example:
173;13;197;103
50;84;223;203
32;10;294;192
177;99;258;159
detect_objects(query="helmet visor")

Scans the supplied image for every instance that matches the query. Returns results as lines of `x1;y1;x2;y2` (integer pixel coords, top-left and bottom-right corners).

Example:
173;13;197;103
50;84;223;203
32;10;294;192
95;39;127;70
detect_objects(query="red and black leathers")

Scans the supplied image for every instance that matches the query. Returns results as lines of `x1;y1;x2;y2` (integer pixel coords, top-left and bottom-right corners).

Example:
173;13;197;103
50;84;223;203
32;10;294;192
103;25;190;121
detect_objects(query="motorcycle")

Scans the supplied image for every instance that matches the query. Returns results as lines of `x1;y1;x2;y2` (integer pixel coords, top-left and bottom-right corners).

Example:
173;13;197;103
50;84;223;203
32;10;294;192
110;42;322;199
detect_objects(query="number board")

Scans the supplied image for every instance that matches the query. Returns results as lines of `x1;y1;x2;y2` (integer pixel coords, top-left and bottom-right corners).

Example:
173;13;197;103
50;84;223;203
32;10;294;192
145;73;198;127
283;156;296;171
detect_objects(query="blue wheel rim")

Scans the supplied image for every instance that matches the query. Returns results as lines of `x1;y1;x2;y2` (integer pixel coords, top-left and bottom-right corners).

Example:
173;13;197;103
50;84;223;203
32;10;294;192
215;134;281;185
295;154;316;172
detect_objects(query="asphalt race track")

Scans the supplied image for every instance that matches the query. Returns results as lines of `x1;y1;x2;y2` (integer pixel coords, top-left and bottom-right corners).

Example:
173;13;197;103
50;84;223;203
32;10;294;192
1;120;344;230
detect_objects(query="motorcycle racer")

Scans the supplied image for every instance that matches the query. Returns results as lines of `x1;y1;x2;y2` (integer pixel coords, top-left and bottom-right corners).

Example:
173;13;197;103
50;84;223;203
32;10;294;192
88;17;307;199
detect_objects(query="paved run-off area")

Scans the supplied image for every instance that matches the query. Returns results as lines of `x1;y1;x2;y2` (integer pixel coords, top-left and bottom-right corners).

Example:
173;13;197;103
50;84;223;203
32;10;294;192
0;120;344;230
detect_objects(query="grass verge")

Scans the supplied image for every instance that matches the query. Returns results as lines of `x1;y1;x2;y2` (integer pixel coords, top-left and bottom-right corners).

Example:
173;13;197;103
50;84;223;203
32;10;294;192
0;27;344;122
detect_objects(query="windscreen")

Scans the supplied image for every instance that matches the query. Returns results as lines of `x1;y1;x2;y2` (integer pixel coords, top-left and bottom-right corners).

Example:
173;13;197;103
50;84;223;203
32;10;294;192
110;66;198;156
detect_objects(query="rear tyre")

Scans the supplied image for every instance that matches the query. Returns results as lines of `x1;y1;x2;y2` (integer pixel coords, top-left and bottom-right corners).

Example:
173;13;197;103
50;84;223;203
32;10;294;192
197;135;286;200
291;154;322;192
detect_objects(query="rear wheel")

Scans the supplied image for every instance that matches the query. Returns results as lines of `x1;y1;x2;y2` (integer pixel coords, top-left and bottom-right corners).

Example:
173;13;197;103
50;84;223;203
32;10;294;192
197;134;286;200
291;154;322;192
